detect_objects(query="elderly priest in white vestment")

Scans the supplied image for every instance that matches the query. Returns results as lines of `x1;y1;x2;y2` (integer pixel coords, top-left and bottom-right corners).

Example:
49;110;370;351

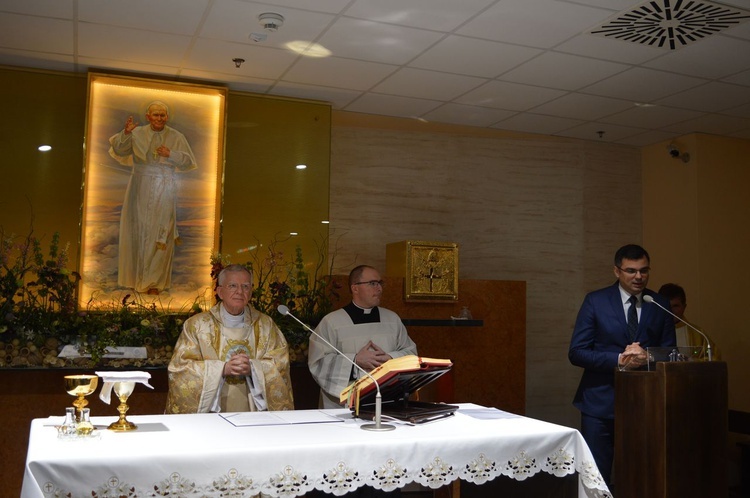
166;264;294;413
308;265;417;408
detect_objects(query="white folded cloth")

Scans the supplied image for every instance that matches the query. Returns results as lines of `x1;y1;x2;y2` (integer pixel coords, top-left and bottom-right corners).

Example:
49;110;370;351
95;371;154;404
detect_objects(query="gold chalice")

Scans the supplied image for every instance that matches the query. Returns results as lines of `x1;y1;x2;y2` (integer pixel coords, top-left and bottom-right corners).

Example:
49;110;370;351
107;381;137;431
64;374;98;422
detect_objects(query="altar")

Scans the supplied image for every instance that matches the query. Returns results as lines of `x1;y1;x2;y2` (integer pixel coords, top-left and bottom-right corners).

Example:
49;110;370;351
22;404;610;498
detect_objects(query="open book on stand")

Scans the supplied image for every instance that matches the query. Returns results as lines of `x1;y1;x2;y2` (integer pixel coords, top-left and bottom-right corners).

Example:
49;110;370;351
340;355;458;424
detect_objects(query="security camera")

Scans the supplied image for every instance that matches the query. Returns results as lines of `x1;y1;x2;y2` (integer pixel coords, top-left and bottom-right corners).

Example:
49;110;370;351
667;143;690;163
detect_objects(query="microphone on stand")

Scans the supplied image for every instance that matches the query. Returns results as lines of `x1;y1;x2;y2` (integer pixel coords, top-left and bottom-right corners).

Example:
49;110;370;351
277;305;395;432
642;295;713;361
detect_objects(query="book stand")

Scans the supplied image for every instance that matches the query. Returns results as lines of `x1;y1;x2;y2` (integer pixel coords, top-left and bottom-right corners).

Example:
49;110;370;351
354;365;459;424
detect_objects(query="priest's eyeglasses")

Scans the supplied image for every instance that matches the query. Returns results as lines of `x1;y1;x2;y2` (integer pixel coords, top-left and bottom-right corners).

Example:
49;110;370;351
616;266;650;275
354;280;385;288
222;283;252;293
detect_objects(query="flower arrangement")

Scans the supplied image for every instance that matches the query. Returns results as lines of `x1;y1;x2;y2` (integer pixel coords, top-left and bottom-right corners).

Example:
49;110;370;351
1;224;338;368
0;225;199;367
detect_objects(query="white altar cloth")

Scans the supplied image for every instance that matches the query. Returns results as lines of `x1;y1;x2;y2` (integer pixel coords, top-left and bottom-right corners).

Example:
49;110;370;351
22;404;611;498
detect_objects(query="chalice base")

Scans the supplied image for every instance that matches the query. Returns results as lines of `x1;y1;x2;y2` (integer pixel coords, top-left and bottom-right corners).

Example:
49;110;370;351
108;418;137;431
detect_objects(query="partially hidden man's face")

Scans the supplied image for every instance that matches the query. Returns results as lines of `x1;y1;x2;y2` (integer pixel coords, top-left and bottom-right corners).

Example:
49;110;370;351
614;256;650;296
669;297;686;322
146;106;168;131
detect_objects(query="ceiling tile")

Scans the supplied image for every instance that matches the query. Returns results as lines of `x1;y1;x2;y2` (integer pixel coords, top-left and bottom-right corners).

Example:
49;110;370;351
343;93;442;118
186;39;298;79
720;102;750;119
662;113;750;135
555;122;646;142
180;68;274;94
344;0;496;31
642;36;750;80
583;67;707;102
78;56;183;78
0;0;74;17
492;113;584;135
283;56;398;91
531;93;634;121
372;68;487;100
423;103;516;127
78;24;192;66
456;0;614;48
270;81;362;109
723;69;750;87
315;17;443;65
0;14;74;54
246;0;352;15
410;36;542;78
500;52;629;91
655;81;750;113
598;105;703;129
78;0;209;35
554;34;664;65
456;81;566;111
0;49;75;72
616;129;681;147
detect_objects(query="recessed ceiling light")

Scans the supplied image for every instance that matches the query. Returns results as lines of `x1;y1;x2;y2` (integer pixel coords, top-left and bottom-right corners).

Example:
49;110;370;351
285;41;331;58
38;145;52;152
290;232;298;236
296;164;307;170
634;102;656;108
321;220;330;224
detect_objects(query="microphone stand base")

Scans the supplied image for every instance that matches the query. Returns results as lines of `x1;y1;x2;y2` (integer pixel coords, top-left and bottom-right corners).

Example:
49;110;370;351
360;423;396;432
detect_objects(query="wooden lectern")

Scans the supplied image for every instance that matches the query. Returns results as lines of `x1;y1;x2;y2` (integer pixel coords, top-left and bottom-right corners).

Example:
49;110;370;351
614;361;728;498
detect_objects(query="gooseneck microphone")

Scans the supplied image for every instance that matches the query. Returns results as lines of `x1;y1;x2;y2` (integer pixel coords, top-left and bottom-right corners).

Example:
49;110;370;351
642;295;713;361
277;305;395;431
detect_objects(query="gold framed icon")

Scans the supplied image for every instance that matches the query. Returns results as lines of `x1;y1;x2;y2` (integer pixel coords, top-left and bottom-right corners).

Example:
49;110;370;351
386;241;458;302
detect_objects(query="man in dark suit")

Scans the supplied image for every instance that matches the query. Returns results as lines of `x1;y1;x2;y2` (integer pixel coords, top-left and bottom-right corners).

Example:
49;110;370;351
569;244;676;486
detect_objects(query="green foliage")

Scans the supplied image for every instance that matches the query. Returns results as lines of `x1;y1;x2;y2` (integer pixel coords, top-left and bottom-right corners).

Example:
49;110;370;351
0;225;196;367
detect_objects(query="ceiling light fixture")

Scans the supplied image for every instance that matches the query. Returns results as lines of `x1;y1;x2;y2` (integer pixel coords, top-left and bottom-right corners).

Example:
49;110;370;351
38;145;52;152
232;58;245;68
285;41;331;58
258;12;284;32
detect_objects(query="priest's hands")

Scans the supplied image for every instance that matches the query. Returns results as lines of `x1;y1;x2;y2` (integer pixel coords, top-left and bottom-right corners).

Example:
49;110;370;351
224;352;250;377
354;341;391;371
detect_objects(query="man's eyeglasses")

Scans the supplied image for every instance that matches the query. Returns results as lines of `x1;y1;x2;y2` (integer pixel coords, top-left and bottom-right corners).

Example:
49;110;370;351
353;280;385;288
221;283;252;293
616;266;650;275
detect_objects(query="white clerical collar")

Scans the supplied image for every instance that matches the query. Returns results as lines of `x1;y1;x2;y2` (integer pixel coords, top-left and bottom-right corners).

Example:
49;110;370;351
220;304;246;327
352;302;374;314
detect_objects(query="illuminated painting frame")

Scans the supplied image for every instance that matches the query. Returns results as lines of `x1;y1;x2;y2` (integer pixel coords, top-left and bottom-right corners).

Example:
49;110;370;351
79;72;226;311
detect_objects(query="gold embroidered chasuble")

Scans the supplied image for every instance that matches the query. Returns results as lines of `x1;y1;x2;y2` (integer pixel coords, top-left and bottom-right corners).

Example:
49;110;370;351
166;303;294;413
